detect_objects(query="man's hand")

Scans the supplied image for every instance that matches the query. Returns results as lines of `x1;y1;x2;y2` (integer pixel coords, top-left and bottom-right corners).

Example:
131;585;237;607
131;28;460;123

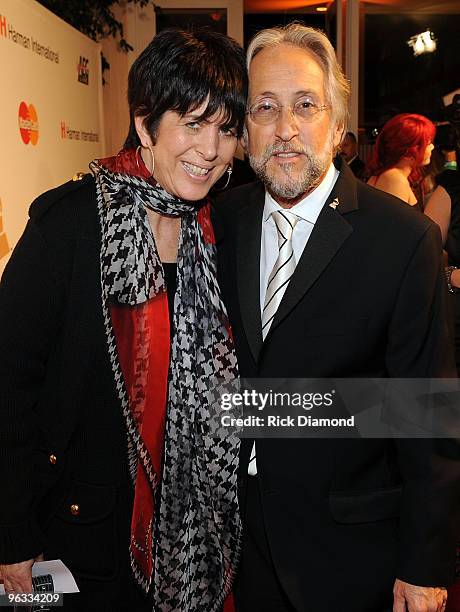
0;554;44;593
393;578;447;612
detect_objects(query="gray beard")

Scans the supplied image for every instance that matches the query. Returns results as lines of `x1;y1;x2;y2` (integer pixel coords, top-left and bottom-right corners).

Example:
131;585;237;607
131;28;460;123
248;141;332;200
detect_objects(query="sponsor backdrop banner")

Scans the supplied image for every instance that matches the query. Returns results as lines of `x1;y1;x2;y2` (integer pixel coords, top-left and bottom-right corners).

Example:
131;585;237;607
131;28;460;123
0;0;104;273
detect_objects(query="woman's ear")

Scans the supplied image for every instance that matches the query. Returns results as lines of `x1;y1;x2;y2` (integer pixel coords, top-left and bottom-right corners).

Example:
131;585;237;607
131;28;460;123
134;115;153;147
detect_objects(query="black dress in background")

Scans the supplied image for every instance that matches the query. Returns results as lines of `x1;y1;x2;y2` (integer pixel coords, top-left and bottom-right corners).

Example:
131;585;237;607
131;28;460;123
436;169;460;373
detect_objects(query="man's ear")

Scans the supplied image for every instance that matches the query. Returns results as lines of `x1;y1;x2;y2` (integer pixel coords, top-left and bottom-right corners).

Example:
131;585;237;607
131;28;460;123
332;124;346;154
333;123;345;151
134;115;153;147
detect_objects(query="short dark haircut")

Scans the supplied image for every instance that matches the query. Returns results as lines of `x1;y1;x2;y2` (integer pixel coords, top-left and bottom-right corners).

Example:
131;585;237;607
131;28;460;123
124;28;248;148
345;131;357;143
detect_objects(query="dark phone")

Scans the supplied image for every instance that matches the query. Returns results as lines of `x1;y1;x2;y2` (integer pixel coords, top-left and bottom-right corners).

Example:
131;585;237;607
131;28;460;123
30;574;54;612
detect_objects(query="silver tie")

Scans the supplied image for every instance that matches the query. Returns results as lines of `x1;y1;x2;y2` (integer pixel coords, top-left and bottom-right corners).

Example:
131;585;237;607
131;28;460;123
249;209;298;477
261;209;299;340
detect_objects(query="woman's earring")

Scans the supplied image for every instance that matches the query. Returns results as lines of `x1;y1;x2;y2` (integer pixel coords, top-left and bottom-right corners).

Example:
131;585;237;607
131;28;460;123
136;144;155;178
221;165;232;190
146;144;155;177
135;145;143;172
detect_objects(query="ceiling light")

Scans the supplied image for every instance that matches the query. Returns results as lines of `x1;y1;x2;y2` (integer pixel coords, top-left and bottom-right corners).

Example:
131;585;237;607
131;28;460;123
421;30;436;52
407;30;437;57
316;6;328;12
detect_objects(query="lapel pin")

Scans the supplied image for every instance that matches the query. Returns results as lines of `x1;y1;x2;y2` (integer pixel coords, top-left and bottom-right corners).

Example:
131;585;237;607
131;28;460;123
329;197;339;210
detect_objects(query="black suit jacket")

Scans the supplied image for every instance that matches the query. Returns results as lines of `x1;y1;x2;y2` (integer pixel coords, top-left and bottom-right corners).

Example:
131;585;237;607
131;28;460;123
0;177;136;600
215;159;460;612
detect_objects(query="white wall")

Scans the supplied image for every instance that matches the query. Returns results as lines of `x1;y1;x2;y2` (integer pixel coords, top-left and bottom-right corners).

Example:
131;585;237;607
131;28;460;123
0;0;104;273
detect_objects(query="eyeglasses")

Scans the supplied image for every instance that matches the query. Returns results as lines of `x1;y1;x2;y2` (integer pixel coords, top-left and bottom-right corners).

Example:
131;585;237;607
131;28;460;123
246;99;329;125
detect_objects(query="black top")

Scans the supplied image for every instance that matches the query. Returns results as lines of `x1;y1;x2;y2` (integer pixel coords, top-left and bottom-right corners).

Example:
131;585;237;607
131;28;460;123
436;169;460;265
163;262;177;327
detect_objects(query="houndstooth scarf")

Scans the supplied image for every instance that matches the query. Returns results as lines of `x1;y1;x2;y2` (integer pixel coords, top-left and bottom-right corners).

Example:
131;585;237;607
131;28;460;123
90;158;241;611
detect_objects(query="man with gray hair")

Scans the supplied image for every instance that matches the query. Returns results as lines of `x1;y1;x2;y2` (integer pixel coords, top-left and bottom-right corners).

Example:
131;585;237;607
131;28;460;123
216;23;458;612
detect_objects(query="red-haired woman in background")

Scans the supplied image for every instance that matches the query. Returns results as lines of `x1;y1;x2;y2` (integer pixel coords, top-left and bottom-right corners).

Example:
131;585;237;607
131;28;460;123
367;113;435;209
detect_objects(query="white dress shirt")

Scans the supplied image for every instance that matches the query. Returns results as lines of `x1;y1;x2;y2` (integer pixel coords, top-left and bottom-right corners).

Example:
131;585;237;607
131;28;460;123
248;162;340;477
259;162;339;312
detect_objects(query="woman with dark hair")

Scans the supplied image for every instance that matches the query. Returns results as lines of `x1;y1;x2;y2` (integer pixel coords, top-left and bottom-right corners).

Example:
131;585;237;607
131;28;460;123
0;28;247;611
367;113;435;208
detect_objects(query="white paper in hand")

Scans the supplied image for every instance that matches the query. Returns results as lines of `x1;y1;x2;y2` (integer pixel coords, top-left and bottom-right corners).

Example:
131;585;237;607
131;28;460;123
0;559;79;594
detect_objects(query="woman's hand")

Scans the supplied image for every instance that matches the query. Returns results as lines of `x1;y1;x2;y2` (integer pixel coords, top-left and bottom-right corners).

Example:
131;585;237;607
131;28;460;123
0;553;44;593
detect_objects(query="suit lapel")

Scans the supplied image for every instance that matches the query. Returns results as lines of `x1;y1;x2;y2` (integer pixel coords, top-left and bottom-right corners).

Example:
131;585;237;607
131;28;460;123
268;160;358;338
236;182;265;363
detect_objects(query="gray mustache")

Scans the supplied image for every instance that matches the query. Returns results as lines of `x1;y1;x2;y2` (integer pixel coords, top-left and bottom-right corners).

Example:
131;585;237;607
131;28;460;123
264;143;308;157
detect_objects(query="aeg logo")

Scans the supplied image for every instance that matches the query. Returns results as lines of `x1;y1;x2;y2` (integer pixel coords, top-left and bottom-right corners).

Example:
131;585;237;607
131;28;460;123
77;56;89;85
18;102;39;145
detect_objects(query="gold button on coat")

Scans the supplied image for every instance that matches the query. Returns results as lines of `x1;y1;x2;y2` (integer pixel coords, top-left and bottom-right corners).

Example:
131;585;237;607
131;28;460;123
70;504;80;516
49;454;57;465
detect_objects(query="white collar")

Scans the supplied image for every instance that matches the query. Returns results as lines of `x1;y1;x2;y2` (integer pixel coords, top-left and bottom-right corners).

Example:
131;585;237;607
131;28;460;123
263;162;339;224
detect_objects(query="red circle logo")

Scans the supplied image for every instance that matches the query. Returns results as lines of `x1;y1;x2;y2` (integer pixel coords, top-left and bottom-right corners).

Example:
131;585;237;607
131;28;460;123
18;102;39;145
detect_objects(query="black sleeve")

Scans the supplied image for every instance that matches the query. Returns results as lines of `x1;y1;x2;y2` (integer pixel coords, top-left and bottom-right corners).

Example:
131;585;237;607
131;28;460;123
386;222;454;377
436;171;460;266
385;222;460;586
0;220;64;563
